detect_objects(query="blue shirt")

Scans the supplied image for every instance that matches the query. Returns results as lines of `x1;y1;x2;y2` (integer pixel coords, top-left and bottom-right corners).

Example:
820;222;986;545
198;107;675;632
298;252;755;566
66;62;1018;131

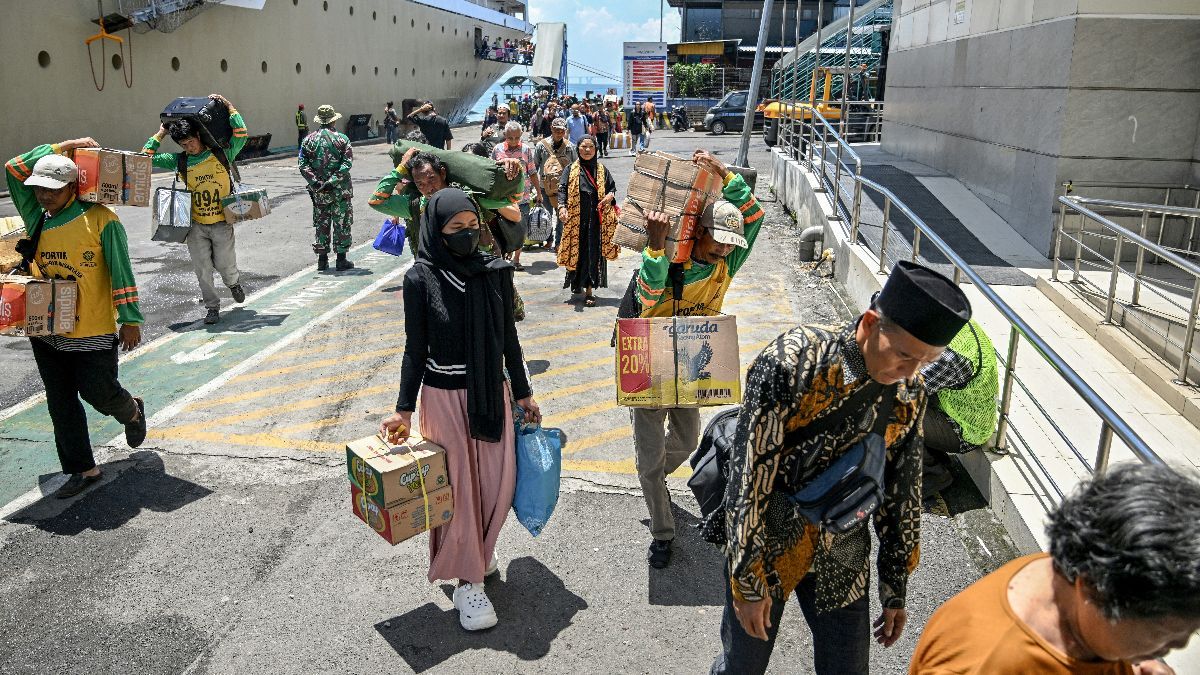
566;114;587;144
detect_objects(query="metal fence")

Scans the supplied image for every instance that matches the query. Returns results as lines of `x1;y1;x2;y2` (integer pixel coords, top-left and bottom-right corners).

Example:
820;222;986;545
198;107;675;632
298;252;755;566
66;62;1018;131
775;109;1164;492
1054;196;1200;384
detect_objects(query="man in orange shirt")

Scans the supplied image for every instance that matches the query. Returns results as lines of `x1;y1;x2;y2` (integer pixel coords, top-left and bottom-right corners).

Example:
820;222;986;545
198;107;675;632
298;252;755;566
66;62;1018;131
910;463;1200;675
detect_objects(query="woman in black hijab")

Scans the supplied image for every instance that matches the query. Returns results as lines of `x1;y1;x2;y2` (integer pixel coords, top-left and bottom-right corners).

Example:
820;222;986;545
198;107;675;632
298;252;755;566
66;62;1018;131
554;134;620;307
381;188;540;632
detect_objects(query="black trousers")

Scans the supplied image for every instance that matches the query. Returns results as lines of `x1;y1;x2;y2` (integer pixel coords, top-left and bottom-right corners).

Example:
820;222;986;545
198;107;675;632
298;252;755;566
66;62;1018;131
30;338;138;474
711;569;870;675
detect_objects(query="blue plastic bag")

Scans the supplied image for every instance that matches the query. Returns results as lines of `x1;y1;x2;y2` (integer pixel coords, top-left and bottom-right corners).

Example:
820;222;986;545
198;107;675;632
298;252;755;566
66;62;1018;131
513;422;563;536
372;217;406;256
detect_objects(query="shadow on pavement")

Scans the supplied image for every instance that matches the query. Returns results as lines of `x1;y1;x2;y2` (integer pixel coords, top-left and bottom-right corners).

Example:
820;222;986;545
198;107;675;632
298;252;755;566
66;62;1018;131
644;506;727;607
520;260;558;276
526;359;550;376
374;556;586;672
169;308;287;335
7;451;212;535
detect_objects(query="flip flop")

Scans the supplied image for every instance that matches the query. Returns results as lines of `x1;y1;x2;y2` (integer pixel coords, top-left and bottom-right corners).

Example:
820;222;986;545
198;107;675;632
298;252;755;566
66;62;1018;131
584;296;596;307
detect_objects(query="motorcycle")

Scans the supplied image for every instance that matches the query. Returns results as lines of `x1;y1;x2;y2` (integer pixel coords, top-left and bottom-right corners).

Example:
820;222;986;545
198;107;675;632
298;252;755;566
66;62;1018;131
671;106;689;133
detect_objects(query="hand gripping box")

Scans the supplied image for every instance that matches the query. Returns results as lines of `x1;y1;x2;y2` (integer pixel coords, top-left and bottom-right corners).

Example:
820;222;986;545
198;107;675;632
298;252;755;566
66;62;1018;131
615;315;741;408
615;151;724;263
346;434;450;510
74;148;153;207
0;276;78;337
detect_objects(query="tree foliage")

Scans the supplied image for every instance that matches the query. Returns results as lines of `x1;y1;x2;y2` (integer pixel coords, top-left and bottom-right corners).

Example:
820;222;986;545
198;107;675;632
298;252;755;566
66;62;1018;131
671;63;717;98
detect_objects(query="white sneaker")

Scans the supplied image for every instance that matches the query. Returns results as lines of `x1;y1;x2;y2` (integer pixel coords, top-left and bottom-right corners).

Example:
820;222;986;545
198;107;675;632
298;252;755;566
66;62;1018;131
452;582;498;630
485;555;499;577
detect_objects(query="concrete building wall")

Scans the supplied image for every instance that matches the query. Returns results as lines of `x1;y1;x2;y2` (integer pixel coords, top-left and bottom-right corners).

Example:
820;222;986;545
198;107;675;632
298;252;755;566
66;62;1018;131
881;0;1200;254
0;0;522;167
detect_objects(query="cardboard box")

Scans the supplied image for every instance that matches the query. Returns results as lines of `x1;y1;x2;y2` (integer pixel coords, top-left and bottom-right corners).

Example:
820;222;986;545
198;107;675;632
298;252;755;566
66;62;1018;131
0;276;77;337
221;188;271;224
617;151;724;262
615;315;742;407
75;148;152;207
351;482;454;546
346;434;450;510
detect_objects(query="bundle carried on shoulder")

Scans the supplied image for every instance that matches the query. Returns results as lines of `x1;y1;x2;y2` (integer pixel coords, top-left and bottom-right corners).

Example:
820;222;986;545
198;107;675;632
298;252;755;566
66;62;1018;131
615;151;724;263
387;139;525;204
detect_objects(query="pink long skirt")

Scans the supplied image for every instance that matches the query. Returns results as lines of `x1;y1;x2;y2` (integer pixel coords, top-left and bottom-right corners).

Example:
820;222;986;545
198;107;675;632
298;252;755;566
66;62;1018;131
418;384;515;584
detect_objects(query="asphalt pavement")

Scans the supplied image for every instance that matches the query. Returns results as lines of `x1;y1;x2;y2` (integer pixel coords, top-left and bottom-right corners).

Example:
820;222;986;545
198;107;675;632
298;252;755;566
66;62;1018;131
0;128;1018;674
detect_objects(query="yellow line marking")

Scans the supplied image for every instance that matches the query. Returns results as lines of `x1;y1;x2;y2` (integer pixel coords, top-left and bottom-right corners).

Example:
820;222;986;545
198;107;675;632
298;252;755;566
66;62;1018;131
563;457;691;478
261;331;404;363
165;384;395;433
535;355;611;379
521;325;601;347
147;427;344;453
273;416;344;436
346;299;398;312
236;347;404;382
530;339;610;361
563;427;631;455
553;397;620;422
354;311;397;321
537;376;612;404
188;371;370;410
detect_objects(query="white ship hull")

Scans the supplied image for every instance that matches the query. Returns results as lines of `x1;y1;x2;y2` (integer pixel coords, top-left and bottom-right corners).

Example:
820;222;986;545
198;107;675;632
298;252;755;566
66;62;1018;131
0;0;530;163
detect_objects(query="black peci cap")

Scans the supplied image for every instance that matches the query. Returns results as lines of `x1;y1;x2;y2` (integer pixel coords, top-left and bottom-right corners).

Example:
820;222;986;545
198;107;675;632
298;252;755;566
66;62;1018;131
875;261;971;347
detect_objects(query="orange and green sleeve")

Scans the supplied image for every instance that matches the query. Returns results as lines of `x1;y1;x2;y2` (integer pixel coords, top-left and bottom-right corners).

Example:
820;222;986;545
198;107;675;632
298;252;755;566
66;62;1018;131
368;166;413;219
5;143;60;229
722;172;764;276
99;219;143;325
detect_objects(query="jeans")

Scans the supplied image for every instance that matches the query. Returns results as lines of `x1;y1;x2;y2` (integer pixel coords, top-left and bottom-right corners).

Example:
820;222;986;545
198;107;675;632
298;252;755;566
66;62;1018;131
635;132;651;152
631;407;701;541
385;126;398;144
711;570;870;675
30;337;138;474
186;222;241;310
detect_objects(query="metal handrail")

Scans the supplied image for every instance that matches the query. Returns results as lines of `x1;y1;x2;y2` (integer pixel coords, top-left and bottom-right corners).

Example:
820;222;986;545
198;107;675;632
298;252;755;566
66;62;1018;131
1054;195;1200;383
776;111;1166;474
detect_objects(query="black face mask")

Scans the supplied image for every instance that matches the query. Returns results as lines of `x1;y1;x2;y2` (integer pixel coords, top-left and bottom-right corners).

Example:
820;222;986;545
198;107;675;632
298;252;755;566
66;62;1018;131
443;228;480;257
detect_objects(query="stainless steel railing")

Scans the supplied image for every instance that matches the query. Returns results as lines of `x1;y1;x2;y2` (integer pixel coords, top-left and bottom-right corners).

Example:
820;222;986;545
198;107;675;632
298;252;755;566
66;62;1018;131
1059;182;1200;260
775;109;1165;483
1054;195;1200;384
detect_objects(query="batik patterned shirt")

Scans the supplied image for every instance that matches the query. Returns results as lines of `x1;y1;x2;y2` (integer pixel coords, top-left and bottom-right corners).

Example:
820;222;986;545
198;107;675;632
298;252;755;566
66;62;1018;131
718;321;927;612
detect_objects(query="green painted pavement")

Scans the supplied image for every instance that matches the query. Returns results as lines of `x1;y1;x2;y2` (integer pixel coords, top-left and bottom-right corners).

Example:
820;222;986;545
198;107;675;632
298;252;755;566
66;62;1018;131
0;244;410;506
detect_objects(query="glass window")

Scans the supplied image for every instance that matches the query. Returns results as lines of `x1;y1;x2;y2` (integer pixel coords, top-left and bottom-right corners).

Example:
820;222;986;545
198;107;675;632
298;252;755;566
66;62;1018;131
684;8;722;41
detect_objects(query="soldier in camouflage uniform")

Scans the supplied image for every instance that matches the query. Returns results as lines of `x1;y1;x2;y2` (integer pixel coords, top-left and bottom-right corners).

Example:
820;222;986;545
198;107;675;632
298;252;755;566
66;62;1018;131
299;104;355;271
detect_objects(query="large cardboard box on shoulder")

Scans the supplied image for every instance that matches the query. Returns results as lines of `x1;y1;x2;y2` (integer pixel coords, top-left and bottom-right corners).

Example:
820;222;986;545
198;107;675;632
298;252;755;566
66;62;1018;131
614;152;724;263
74;148;153;207
615;315;741;408
0;276;78;337
346;434;454;545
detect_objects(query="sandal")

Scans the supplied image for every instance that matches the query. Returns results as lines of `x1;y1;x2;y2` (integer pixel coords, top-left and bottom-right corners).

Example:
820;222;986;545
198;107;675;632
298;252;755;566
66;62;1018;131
584;296;596;307
513;263;525;271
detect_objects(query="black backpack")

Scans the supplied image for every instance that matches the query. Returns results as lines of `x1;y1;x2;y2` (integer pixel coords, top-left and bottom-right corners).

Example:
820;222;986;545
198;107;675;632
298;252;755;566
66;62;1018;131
688;382;895;533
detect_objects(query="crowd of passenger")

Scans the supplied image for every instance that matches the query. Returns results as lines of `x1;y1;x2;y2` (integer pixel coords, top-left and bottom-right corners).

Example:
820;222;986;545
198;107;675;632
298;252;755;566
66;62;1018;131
475;35;534;64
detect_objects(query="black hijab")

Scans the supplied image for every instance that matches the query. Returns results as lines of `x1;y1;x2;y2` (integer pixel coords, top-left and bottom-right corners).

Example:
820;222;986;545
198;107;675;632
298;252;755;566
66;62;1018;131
416;189;514;443
577;134;601;194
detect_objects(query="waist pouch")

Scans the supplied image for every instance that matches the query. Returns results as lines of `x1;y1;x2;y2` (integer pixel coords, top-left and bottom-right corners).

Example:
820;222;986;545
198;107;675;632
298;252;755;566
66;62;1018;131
787;429;888;535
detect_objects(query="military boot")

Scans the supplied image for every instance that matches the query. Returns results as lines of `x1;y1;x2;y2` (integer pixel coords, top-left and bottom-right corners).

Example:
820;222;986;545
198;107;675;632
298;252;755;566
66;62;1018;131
317;253;328;271
336;253;354;271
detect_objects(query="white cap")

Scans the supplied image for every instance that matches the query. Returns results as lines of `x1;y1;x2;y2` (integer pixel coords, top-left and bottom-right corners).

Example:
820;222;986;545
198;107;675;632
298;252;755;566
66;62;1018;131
25;154;78;190
703;200;748;248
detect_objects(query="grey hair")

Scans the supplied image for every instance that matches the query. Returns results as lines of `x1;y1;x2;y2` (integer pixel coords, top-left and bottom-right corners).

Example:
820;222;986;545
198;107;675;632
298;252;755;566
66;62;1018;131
1047;462;1200;620
504;121;523;134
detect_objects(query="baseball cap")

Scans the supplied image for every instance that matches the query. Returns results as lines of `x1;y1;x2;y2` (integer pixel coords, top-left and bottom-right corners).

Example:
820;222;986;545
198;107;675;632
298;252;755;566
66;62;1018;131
551;117;568;130
702;200;748;248
24;154;78;190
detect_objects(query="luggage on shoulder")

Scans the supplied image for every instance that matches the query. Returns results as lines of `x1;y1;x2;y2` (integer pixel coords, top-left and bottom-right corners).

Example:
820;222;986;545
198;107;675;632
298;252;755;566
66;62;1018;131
388;139;524;204
160;97;234;150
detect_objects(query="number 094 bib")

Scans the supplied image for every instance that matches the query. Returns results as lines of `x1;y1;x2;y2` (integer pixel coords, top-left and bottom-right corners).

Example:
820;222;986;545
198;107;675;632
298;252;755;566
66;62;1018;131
181;152;232;225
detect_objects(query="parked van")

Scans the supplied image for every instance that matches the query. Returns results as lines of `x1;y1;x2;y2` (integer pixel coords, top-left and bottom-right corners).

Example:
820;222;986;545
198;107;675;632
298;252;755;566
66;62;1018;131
702;90;765;135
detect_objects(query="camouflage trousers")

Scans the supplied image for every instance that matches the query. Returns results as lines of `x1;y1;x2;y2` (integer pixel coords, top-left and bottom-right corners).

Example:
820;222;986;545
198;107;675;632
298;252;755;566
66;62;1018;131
312;199;353;255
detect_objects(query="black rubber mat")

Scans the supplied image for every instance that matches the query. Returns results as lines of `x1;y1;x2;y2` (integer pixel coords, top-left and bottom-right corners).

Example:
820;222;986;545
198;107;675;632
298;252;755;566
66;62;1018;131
853;165;1035;286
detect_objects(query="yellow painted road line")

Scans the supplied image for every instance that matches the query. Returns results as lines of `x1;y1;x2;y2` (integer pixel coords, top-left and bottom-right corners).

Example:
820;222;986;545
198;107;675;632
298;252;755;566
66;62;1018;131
551;398;620;422
346;298;398;313
147;427;343;453
165;383;395;433
537;376;612;404
235;347;404;382
563;457;691;478
563;427;632;455
188;371;369;410
530;339;610;362
355;310;398;321
535;355;611;379
261;329;404;363
521;325;604;347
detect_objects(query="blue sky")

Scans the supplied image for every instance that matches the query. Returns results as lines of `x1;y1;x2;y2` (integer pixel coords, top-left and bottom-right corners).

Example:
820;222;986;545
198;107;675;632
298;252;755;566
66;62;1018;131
507;0;683;85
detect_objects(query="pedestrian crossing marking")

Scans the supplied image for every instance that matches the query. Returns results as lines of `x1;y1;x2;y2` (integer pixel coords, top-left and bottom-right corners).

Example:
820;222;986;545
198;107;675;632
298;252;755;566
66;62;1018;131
188;371;368;410
529;339;611;361
535;355;611;379
537;376;612;404
234;347;404;382
164;384;394;433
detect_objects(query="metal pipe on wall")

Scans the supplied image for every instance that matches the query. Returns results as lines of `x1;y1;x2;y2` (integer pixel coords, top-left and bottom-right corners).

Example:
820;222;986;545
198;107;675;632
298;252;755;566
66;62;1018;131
736;0;775;167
